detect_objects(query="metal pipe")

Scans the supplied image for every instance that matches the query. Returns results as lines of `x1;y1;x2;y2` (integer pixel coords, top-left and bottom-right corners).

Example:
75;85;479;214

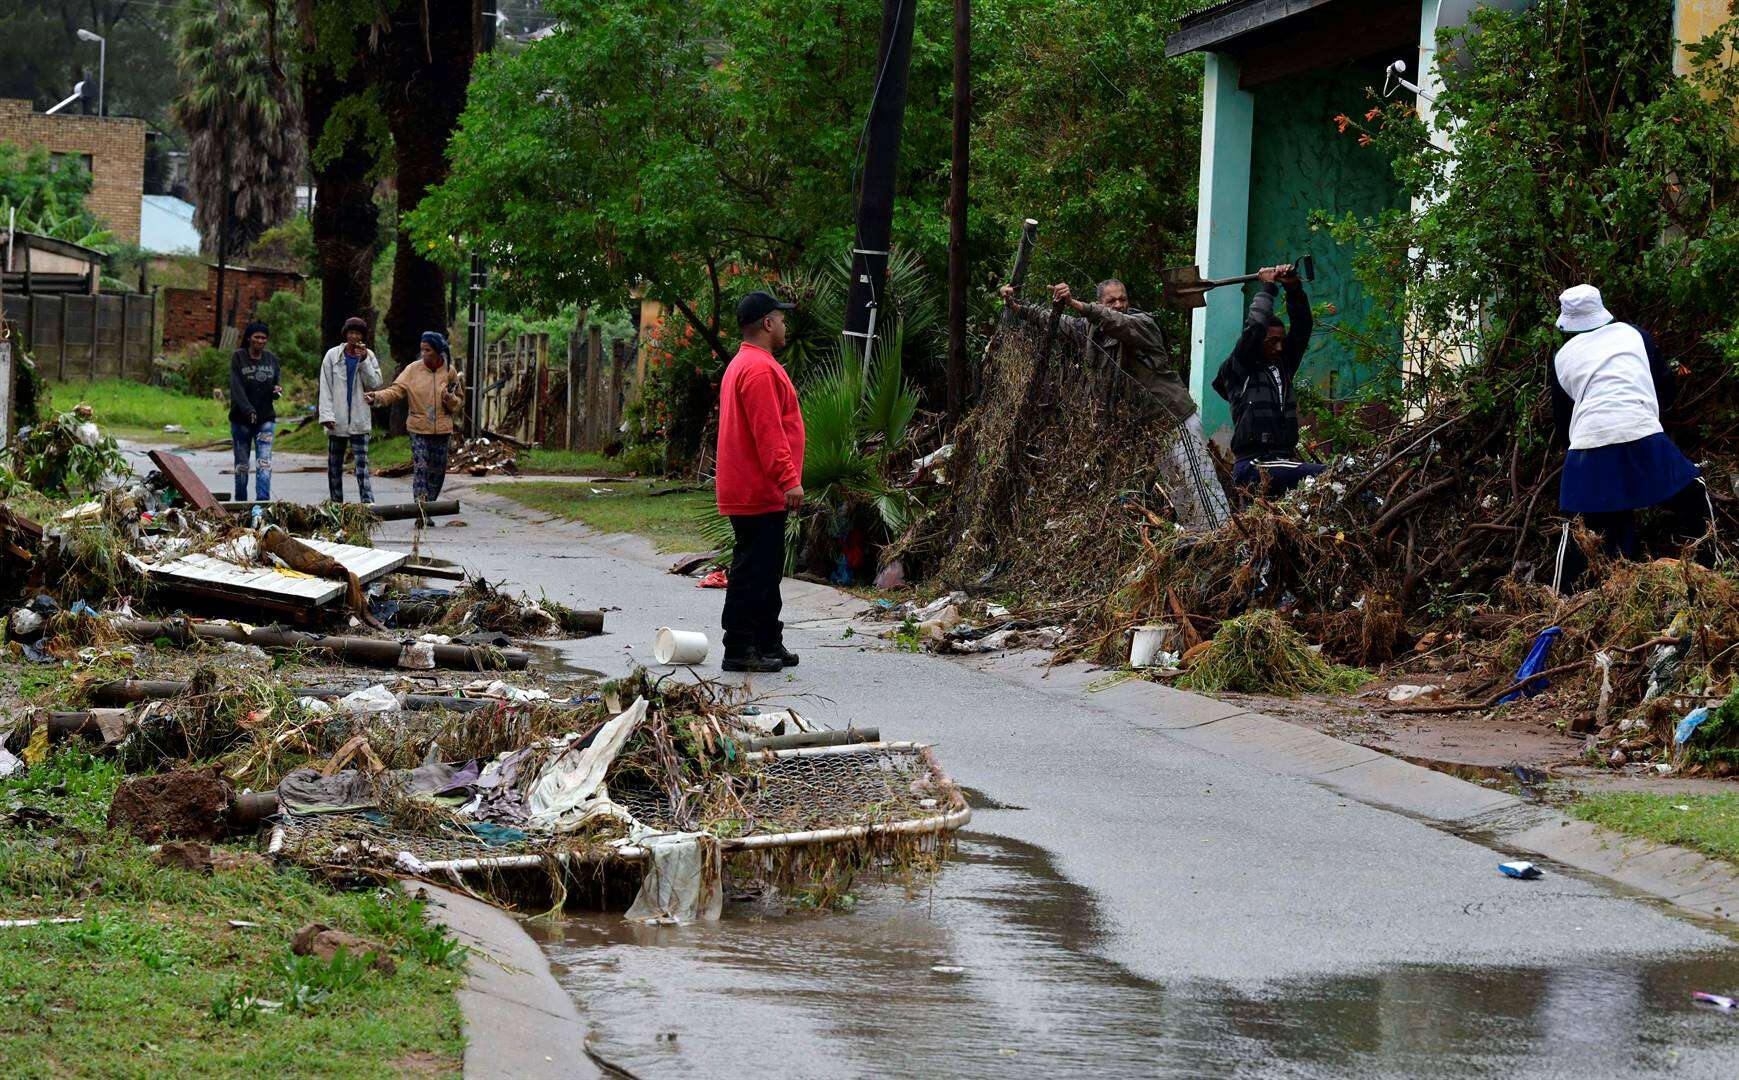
88;680;564;713
738;727;879;753
110;618;529;671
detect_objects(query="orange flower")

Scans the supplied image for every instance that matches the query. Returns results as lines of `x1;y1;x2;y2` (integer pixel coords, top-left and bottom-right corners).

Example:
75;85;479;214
1357;134;1374;147
1364;107;1381;121
1333;114;1350;133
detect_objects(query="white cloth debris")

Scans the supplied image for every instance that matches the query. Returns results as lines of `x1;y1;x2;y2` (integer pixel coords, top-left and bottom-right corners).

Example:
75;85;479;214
1386;684;1443;704
397;641;436;670
336;684;399;715
737;709;816;736
622;829;723;925
912;593;967;621
8;609;42;638
527;698;647;831
0;746;22;779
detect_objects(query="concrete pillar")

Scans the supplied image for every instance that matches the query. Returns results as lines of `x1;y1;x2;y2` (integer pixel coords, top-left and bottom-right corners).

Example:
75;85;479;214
1187;51;1254;440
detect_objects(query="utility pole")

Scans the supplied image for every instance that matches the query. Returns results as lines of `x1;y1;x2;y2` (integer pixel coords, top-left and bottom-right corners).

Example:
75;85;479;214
842;0;916;356
945;0;970;422
212;1;230;347
466;0;498;439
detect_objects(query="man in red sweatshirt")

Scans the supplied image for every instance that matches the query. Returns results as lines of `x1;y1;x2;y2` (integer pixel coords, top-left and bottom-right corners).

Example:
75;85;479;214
715;290;805;673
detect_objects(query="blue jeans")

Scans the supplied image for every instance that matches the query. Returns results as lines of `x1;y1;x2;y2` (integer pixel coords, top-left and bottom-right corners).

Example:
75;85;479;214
230;419;274;501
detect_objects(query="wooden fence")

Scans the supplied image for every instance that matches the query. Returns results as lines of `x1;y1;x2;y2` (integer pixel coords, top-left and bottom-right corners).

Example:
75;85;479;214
475;327;633;451
0;293;155;383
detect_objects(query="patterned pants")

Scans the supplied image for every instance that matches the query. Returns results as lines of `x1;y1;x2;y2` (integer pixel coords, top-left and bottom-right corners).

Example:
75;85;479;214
410;434;451;502
1155;413;1231;533
230;419;274;501
327;434;374;503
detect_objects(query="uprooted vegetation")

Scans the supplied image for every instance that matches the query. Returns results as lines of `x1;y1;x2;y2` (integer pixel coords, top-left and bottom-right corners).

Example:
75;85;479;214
883;4;1739;774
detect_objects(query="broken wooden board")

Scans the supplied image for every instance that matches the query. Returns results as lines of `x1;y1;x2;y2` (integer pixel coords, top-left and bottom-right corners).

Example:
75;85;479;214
148;449;222;513
147;539;409;610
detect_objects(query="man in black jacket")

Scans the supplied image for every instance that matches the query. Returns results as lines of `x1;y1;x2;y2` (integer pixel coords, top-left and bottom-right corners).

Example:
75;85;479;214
228;319;281;502
1211;264;1324;498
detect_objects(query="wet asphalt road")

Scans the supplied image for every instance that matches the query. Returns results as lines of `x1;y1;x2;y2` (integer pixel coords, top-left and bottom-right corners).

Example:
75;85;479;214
154;443;1739;1076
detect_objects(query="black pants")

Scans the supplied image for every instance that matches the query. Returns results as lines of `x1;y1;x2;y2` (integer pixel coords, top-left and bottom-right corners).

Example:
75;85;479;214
1583;478;1711;559
722;511;787;657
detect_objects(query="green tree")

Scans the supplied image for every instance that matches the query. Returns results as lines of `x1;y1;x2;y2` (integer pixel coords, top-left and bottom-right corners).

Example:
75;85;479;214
171;0;306;255
0;2;182;133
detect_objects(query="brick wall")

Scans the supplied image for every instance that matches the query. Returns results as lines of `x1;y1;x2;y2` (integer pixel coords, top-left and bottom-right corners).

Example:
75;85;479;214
0;98;145;243
163;265;304;352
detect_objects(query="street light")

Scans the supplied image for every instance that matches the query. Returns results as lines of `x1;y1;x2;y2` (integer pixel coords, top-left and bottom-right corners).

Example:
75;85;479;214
76;29;105;117
45;81;86;115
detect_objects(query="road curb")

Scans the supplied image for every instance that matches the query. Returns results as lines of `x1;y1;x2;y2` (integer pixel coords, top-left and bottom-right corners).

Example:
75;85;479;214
971;652;1739;923
413;884;601;1080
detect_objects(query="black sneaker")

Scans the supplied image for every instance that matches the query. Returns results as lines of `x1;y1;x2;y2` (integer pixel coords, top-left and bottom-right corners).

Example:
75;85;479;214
723;651;783;673
764;644;799;667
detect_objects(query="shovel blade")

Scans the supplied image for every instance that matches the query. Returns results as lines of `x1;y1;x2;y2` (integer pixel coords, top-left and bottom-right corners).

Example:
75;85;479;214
1161;264;1208;311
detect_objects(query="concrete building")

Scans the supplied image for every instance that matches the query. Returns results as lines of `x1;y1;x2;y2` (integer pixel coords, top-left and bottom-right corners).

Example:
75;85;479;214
0;98;146;245
1167;0;1726;437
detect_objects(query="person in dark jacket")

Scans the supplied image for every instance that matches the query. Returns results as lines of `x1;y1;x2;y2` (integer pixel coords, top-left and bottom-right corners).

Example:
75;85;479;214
998;278;1230;532
1549;283;1708;566
228;320;281;501
1211;264;1324;498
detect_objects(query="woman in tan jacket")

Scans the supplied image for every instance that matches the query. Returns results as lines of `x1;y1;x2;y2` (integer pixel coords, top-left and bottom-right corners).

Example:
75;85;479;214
367;331;464;501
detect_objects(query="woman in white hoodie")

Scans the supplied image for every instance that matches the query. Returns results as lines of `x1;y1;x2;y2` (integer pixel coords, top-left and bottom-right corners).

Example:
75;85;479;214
317;315;384;503
1550;284;1708;562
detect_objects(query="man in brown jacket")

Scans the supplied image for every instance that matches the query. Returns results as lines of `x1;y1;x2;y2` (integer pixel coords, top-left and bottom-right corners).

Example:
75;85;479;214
999;279;1229;532
366;331;464;501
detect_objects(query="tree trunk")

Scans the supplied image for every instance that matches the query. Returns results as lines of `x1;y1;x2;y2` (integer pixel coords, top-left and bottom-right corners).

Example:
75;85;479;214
379;1;479;435
301;53;378;348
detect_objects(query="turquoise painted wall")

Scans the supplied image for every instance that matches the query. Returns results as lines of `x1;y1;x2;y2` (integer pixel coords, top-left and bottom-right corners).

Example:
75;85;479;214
1244;66;1410;403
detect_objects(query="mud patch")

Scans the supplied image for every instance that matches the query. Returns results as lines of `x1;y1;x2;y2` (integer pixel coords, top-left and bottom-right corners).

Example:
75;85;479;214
106;767;234;842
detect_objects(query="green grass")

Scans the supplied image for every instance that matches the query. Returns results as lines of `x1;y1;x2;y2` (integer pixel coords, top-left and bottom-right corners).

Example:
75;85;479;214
0;747;464;1078
47;380;231;445
1569;791;1739;864
479;479;714;552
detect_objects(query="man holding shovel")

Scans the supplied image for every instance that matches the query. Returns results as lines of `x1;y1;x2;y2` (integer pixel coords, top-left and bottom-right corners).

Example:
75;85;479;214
1211;264;1324;498
998;279;1230;532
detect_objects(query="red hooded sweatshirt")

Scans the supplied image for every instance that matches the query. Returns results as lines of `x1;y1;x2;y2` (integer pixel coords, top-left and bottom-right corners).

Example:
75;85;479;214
715;342;805;516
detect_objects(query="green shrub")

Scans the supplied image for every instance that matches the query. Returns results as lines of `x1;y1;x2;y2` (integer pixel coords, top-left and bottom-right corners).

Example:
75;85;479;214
253;283;324;382
184;346;231;400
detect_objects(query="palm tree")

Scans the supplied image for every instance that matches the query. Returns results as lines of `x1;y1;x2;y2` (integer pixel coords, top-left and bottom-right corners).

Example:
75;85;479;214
171;0;306;256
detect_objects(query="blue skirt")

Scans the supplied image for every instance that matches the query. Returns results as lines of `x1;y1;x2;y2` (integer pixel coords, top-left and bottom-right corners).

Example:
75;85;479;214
1560;432;1699;513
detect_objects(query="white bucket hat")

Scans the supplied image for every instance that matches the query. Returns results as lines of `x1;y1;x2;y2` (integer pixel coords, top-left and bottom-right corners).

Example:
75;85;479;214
1556;284;1614;332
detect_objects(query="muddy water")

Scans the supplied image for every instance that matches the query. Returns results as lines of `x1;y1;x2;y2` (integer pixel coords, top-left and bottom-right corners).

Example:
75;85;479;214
529;830;1739;1079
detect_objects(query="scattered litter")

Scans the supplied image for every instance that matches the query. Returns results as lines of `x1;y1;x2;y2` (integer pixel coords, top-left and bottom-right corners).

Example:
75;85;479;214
0;917;83;928
1386;684;1443;704
398;641;436;670
1675;706;1712;746
653;627;709;666
696;571;728;589
1498;860;1542;880
336;685;400;715
0;746;21;779
930;965;965;975
1676;804;1692;812
1497;627;1562;704
228;920;263;929
1693;992;1737;1010
8;608;43;638
874;560;906;590
162;424;188;434
668;553;715;577
1128;624;1173;669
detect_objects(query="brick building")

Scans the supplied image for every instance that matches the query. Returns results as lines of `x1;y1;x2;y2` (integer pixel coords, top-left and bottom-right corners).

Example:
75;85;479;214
163;264;304;352
0;99;146;244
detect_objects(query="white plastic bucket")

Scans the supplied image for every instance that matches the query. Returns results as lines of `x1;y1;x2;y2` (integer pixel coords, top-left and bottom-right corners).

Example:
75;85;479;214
1128;624;1174;668
653;627;709;665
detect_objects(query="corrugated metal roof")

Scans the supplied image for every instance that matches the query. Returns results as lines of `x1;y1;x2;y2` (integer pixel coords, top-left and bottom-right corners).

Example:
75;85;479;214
140;194;201;255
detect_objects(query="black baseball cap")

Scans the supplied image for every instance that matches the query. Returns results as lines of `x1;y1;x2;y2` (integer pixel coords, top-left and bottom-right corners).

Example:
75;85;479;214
736;290;794;327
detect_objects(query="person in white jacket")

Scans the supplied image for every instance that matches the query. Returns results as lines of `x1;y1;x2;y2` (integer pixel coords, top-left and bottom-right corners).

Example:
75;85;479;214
318;316;384;503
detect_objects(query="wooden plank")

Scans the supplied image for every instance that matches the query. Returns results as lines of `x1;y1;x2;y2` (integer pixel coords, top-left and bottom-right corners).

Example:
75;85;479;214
298;538;409;585
149;553;345;607
148;449;223;513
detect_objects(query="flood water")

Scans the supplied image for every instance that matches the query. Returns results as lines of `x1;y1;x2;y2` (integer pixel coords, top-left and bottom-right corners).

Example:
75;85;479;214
528;825;1739;1079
